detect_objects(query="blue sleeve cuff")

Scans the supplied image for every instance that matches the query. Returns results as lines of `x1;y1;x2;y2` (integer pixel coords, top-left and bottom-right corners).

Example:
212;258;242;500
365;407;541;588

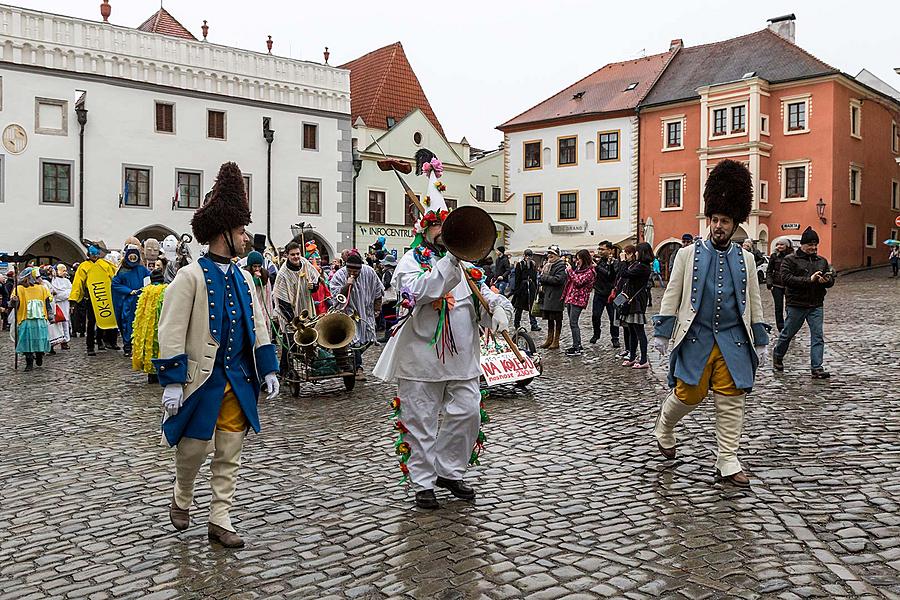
152;353;188;387
652;314;676;339
255;343;279;380
752;322;771;347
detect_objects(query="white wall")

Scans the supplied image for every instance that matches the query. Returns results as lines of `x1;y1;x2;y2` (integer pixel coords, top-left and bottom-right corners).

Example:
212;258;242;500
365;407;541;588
505;115;637;254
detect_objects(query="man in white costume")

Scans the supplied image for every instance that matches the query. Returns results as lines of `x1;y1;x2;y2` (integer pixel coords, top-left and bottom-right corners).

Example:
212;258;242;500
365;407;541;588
373;149;511;509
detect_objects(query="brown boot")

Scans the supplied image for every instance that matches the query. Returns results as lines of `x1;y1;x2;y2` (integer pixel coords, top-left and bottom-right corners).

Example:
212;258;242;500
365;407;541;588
548;323;561;350
169;496;189;531
208;523;245;548
540;320;555;349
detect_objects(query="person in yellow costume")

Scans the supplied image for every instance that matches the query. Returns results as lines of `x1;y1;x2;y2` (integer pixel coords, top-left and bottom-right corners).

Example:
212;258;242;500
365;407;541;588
70;241;119;356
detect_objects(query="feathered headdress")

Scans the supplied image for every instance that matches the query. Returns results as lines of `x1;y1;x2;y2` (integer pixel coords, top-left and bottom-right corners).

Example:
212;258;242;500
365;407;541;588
191;162;251;244
703;159;753;225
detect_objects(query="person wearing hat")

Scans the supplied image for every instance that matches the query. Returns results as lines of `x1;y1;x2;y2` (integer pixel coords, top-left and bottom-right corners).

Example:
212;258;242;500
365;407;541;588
47;264;73;351
651;160;770;487
765;237;793;332
329;251;384;378
9;267;52;371
379;253;398;343
772;226;834;378
70;240;118;356
539;244;568;350
153;162;279;548
373;149;511;509
112;245;151;358
241;250;274;333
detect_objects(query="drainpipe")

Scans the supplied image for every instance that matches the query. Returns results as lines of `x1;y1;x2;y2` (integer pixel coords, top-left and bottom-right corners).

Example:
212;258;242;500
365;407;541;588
351;145;362;249
262;117;275;245
634;107;641;242
75;92;88;242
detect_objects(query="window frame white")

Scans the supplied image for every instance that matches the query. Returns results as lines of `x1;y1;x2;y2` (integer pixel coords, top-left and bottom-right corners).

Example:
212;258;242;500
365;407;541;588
779;160;810;203
891;179;899;211
849;99;862;139
782;95;811;135
661;115;685;151
709;102;748;140
760;114;770;136
759;180;768;204
660;174;685;211
865;224;877;248
34;97;69;136
849;164;862;205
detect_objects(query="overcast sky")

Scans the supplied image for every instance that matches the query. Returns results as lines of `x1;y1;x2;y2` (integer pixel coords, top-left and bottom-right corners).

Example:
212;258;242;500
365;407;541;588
23;0;900;149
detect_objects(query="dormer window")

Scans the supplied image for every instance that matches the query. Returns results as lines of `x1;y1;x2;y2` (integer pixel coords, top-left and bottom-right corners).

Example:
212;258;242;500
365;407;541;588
386;116;396;128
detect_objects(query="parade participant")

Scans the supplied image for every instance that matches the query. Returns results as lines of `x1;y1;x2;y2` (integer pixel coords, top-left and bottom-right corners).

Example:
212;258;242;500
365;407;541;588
305;242;332;317
651;160;769;487
242;251;275;332
273;241;319;368
112;245;151;358
772;226;835;379
48;264;72;351
373;149;510;509
153;161;279;548
9;267;52;372
329;251;384;379
766;237;793;332
379;254;398;343
70;241;118;356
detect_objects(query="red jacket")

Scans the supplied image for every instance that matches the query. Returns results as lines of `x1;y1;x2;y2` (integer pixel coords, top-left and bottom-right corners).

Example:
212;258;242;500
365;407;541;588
562;266;595;308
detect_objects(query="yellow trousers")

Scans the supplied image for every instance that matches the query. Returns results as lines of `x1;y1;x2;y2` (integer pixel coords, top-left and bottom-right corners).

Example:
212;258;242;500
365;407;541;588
216;384;248;432
675;343;743;405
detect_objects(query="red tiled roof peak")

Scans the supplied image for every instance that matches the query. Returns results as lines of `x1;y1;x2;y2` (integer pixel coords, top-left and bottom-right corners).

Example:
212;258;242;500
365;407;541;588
137;8;197;41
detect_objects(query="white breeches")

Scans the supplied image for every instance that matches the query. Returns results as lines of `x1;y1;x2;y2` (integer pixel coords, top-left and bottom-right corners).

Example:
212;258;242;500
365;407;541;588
173;430;245;532
397;377;482;492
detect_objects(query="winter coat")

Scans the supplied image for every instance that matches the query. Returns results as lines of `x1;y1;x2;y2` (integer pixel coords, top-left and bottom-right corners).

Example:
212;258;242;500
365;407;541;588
539;259;568;312
779;249;835;308
766;250;791;288
593;257;619;297
511;259;538;310
494;253;511;282
563;266;595;308
619;262;652;316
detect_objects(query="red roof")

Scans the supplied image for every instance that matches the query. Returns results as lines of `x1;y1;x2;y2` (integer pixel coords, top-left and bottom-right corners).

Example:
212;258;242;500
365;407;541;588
339;42;445;136
499;51;673;130
137;8;196;41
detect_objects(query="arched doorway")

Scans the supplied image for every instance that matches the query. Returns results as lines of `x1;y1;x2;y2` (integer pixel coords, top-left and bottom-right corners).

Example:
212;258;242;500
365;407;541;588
22;232;86;265
134;224;177;244
758;228;769;255
655;241;682;281
288;230;333;265
732;226;749;244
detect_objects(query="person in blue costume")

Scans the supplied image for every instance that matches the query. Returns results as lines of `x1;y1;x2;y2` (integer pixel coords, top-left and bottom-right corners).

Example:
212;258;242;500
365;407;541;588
651;160;770;488
111;244;150;358
153;162;279;548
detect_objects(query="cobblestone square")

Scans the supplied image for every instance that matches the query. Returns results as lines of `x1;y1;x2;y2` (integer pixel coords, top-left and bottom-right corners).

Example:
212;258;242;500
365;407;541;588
1;268;899;599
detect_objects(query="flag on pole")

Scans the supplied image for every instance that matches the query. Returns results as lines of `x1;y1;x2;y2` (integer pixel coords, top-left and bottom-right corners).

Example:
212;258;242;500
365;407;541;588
171;184;179;210
119;179;130;207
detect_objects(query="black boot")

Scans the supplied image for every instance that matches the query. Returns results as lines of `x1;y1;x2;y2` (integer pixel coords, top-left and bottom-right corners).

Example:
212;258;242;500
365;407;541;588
35;352;44;367
415;490;440;509
773;355;784;372
435;476;476;500
123;343;132;358
23;354;34;372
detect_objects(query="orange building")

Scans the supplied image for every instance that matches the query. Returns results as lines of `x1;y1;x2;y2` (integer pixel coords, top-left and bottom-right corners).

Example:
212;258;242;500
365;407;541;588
638;17;900;272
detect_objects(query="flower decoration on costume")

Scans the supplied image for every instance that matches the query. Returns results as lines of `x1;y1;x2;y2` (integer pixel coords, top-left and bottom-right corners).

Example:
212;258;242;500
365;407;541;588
469;389;490;466
468;267;484;282
421;157;444;177
434;181;446;193
390;397;412;484
423;195;431;208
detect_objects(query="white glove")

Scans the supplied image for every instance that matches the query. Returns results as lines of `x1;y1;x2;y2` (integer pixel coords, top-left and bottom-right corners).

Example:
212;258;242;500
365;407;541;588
755;345;768;368
652;336;669;356
264;372;280;400
162;384;184;417
491;306;510;334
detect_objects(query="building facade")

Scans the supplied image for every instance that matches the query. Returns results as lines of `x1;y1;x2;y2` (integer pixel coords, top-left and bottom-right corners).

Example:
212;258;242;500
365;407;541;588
0;4;352;264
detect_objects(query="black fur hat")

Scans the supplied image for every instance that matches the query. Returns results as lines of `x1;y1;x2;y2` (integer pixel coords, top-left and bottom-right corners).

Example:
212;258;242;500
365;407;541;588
191;162;251;244
703;159;753;225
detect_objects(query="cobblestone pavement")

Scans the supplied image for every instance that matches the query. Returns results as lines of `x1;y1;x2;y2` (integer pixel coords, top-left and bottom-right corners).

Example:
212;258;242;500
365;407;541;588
1;267;899;600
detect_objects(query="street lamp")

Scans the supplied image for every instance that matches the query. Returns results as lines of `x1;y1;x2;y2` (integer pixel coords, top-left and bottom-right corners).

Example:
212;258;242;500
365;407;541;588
816;198;827;224
75;92;88;243
262;117;275;246
351;146;362;249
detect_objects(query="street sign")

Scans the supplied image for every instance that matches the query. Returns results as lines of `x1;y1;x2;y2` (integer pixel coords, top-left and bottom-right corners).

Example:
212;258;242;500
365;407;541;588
480;352;540;386
781;223;801;230
895;215;900;227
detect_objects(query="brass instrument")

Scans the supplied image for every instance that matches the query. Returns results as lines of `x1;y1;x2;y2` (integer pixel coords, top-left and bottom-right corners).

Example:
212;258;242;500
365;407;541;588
313;312;357;350
291;314;319;347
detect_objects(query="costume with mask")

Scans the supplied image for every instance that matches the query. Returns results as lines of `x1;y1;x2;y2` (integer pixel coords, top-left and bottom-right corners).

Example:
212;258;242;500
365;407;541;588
112;245;151;356
11;267;52;370
70;241;119;353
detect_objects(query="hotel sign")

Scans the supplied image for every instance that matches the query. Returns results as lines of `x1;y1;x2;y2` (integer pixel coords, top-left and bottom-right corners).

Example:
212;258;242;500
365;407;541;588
549;221;589;234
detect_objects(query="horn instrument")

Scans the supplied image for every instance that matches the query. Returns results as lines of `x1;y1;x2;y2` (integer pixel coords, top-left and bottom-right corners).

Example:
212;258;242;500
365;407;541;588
314;312;357;350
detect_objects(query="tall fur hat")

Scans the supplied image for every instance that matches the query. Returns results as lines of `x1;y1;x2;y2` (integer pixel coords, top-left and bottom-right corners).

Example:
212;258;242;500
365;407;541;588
703;159;753;225
191;162;251;244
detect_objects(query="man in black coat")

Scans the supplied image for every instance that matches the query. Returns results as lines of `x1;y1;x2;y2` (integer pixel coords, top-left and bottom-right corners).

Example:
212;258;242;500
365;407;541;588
773;227;835;378
511;250;540;331
493;246;511;296
589;240;620;347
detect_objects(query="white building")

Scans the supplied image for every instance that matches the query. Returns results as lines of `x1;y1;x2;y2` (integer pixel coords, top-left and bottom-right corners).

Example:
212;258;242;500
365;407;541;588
498;52;673;255
0;4;351;264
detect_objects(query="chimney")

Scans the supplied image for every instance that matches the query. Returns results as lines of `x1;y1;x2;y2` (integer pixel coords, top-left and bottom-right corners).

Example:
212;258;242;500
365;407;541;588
767;14;796;43
100;0;111;23
669;38;683;52
201;20;208;41
266;35;273;54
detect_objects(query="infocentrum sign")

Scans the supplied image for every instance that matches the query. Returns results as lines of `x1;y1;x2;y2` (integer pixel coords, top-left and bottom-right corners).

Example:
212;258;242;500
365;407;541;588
356;223;416;254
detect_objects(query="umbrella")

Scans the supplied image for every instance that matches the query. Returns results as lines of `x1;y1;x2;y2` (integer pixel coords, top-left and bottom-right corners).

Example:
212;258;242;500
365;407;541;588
884;239;900;246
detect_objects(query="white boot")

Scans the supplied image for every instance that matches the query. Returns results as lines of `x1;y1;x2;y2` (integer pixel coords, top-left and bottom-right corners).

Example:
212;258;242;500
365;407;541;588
713;393;745;477
653;391;699;452
174;437;212;510
208;430;245;532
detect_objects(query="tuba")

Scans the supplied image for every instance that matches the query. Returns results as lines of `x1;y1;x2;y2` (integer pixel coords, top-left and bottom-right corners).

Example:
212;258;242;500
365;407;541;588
440;205;497;262
313;312;357;349
291;314;319;347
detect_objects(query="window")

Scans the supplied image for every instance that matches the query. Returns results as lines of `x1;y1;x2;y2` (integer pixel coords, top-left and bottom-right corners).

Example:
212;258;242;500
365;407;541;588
760;180;768;204
865;224;876;248
625;82;638;91
787;101;807;132
474;185;486;202
123;166;151;207
760;114;770;135
558;191;578;220
40;160;73;205
491;186;501;202
850;101;861;138
445;198;458;210
712;108;727;136
207;110;225;139
413;131;422;145
155;102;174;133
524;194;542;222
299;179;320;214
302;123;318;150
176;171;202;209
892;180;899;211
666;121;682;149
523;140;542;169
893;122;899;153
598;189;619;219
404;196;418;226
558;136;577;166
663;178;682;209
243;174;252;209
35;98;68;136
368;190;385;223
849;166;861;205
598;131;619;161
784;166;806;200
731;105;746;133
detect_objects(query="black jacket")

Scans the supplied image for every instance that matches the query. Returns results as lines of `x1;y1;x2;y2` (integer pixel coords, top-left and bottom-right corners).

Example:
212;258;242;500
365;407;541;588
539;259;568;312
780;249;835;308
619;261;652;315
766;250;791;288
593;257;619;297
511;259;537;310
494;254;511;282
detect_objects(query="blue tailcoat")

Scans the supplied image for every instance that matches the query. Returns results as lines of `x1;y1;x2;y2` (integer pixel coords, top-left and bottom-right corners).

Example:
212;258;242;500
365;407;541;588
153;258;278;446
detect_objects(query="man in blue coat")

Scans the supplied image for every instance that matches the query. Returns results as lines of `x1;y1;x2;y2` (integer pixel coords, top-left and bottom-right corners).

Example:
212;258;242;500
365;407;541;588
651;161;770;487
111;245;150;358
153;162;279;548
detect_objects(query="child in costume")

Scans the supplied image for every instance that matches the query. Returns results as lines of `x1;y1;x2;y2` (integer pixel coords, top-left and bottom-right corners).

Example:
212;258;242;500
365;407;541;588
10;267;52;371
